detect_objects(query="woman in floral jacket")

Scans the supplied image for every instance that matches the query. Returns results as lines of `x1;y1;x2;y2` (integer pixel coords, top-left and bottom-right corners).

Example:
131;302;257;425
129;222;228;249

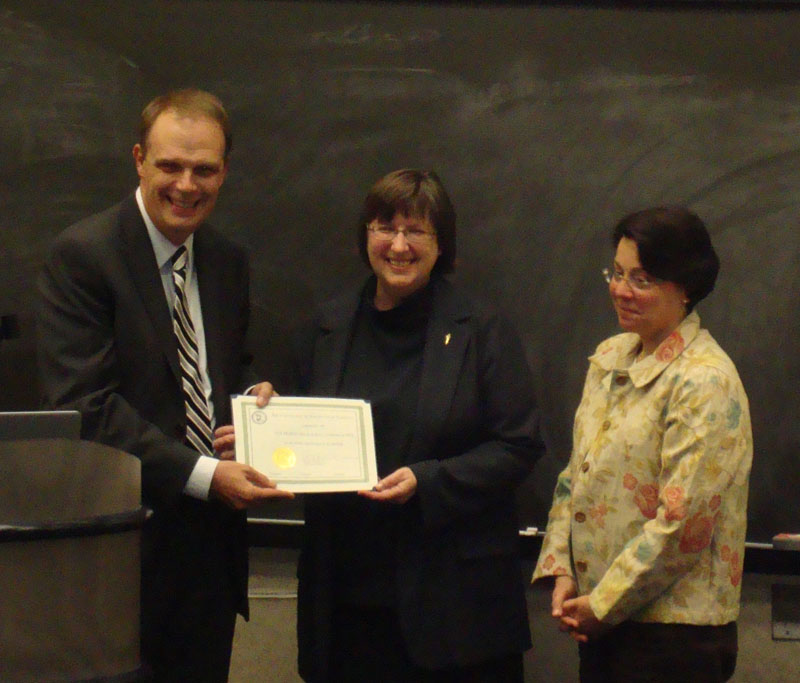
532;206;752;682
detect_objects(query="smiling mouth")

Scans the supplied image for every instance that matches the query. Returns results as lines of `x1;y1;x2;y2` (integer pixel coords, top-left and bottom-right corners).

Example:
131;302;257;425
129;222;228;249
168;196;200;210
387;258;415;268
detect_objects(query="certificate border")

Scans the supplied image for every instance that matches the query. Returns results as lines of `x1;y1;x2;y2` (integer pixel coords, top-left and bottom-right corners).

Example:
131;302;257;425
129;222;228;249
232;396;377;491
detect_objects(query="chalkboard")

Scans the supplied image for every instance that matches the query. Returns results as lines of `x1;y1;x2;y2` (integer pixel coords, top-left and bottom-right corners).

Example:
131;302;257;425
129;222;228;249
1;0;798;544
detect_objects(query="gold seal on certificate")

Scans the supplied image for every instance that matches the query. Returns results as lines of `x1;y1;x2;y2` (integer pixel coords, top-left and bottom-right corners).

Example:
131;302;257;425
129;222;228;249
272;447;296;469
231;395;378;492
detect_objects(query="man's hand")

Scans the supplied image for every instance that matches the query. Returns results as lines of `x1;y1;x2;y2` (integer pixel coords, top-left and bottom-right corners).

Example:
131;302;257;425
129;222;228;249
249;381;277;407
212;381;276;459
213;424;236;460
358;466;417;504
210;460;294;509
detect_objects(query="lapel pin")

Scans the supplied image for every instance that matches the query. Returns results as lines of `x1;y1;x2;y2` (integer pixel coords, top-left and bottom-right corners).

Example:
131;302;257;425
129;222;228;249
444;333;451;346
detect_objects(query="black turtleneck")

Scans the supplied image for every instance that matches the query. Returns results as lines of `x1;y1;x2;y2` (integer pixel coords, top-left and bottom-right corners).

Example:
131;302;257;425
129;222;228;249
330;277;433;606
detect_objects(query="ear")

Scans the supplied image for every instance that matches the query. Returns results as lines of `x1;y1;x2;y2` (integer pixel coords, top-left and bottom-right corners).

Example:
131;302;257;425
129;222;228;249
671;283;690;310
132;143;145;178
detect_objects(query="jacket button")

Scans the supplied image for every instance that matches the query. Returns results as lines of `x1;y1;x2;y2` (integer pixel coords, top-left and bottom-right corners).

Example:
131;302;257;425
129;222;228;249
615;375;628;385
581;462;590;473
574;512;586;523
576;561;588;573
602;420;611;431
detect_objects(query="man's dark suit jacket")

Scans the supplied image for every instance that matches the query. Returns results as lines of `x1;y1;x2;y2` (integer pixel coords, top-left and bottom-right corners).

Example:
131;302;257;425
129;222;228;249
292;276;546;681
36;194;255;673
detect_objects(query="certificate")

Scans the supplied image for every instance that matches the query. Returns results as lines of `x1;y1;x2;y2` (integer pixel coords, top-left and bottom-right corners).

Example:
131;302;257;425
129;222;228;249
231;395;378;492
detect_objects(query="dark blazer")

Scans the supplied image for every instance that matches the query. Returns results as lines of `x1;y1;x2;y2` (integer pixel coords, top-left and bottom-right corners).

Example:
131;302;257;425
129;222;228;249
293;276;545;680
36;195;254;667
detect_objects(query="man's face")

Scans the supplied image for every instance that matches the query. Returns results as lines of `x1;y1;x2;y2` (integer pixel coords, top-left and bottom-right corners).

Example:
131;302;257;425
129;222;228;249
133;110;228;245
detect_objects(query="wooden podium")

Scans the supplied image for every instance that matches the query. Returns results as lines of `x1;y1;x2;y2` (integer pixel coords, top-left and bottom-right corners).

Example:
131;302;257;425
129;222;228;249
0;439;148;682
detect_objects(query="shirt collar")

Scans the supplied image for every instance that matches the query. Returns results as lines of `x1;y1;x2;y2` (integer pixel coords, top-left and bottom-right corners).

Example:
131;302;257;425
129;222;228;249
589;310;702;388
136;186;194;270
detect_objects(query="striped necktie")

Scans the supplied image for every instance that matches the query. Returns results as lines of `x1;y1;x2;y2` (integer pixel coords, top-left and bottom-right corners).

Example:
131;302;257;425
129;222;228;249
171;245;215;456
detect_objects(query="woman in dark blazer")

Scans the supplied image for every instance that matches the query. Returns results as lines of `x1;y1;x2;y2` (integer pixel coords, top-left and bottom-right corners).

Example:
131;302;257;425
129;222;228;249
289;169;546;682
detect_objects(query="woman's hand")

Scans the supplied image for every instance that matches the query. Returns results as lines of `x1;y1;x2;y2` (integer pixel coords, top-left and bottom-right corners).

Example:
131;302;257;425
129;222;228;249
551;575;578;626
560;595;607;643
358;466;417;504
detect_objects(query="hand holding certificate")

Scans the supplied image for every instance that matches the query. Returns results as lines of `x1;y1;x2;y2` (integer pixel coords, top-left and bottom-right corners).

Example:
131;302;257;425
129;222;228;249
231;395;378;493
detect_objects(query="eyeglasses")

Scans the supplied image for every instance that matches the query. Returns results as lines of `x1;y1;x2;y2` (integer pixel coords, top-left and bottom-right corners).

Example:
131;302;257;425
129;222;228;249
602;267;663;292
367;224;437;245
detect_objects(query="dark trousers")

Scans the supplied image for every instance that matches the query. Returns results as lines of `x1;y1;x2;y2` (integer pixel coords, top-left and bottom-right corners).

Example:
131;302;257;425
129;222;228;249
330;605;524;683
578;621;737;683
140;508;241;683
141;573;238;683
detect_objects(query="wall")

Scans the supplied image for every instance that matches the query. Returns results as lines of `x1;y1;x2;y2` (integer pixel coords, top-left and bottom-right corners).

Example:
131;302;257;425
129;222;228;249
1;0;798;542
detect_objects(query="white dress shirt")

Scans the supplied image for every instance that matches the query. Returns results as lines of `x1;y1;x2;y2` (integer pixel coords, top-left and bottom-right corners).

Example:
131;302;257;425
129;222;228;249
136;187;218;500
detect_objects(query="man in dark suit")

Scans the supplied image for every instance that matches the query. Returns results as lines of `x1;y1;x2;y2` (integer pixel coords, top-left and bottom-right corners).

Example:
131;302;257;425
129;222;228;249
36;89;292;682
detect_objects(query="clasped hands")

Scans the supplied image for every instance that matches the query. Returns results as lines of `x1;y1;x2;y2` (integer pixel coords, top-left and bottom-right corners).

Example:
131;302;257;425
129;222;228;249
209;382;418;509
550;575;608;643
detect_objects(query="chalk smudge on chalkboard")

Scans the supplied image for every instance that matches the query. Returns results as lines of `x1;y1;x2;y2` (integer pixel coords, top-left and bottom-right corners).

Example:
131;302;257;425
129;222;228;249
309;24;441;50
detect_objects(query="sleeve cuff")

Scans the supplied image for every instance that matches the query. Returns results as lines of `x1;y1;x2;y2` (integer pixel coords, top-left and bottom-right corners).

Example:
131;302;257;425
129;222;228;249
183;455;219;501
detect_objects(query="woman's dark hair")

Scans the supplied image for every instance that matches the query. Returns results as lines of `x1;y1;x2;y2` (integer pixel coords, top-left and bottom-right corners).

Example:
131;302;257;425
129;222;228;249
613;206;720;312
357;169;456;274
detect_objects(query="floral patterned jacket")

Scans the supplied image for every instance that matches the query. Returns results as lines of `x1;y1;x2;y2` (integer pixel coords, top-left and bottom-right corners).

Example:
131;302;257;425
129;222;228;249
532;311;752;625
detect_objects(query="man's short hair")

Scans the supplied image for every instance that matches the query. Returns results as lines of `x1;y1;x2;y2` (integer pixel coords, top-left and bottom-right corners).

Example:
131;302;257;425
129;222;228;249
138;88;232;160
